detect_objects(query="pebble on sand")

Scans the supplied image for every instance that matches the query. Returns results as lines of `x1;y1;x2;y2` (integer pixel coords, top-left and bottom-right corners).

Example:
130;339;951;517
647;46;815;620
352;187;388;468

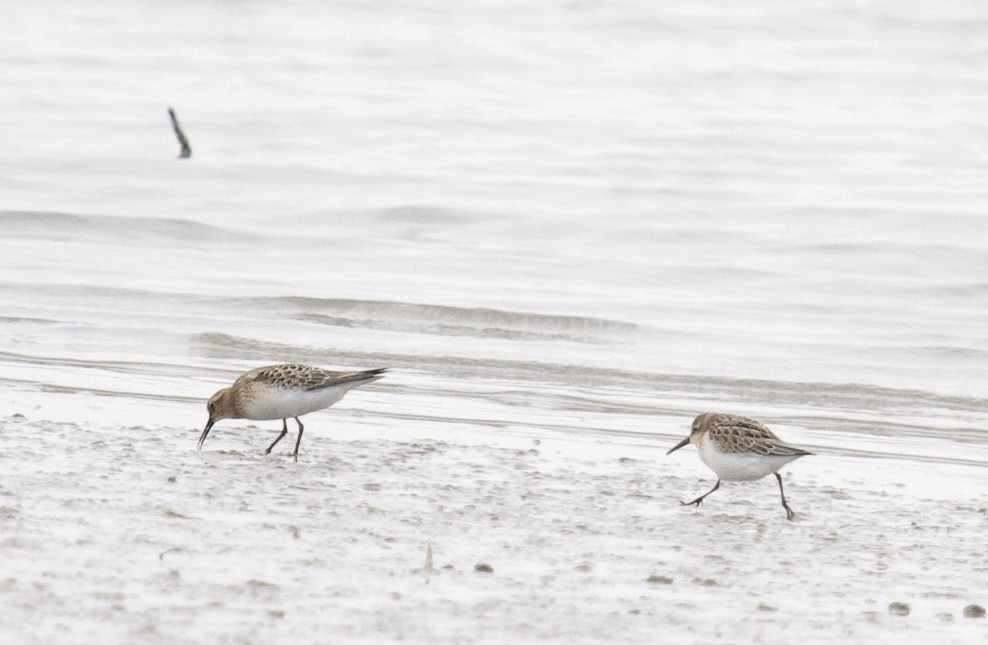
963;604;985;618
887;602;910;617
646;575;673;585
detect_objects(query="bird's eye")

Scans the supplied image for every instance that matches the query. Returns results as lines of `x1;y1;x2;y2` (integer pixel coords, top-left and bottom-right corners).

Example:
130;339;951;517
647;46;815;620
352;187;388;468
207;402;214;412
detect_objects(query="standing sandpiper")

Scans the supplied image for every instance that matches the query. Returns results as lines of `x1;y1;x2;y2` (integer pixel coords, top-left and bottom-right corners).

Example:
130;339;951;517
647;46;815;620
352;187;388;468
667;412;811;520
198;364;387;461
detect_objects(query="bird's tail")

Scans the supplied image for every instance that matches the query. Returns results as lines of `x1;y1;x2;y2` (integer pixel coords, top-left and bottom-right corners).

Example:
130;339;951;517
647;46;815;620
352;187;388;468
303;367;388;392
337;367;388;386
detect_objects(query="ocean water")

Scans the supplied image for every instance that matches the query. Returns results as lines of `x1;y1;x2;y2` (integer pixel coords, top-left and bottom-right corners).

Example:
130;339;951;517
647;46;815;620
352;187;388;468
1;1;986;642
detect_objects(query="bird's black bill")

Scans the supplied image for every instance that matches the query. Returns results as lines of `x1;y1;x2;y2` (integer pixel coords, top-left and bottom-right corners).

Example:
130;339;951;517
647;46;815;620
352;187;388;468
198;418;215;450
666;437;690;455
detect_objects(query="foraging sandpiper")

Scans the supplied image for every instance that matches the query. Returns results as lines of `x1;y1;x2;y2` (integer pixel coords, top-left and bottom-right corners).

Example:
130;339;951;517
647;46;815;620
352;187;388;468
198;364;387;461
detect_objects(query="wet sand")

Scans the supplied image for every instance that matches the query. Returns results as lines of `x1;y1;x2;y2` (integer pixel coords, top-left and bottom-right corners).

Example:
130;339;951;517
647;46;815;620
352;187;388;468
1;392;984;644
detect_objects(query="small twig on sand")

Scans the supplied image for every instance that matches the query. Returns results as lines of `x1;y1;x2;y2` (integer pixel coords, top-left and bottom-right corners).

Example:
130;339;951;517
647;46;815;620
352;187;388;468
424;540;433;584
168;107;192;158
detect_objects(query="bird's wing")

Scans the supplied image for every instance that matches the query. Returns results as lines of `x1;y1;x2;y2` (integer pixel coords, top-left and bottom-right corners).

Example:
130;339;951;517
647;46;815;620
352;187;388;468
304;367;387;391
710;415;810;456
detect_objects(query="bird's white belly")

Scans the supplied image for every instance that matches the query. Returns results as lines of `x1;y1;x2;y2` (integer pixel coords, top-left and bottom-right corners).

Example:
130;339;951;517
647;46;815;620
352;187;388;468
697;437;796;481
241;386;347;420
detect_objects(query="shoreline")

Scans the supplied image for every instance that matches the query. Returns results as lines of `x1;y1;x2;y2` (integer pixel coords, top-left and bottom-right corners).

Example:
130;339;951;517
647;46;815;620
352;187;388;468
1;402;984;643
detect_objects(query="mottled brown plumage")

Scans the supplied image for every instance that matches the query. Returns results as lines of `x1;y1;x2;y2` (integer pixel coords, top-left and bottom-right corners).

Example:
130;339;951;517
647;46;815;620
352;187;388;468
691;413;811;457
668;412;811;520
199;364;387;461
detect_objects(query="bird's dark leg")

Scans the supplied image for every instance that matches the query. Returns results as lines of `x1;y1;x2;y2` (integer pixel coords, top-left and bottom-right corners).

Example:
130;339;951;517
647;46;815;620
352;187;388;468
292;417;304;463
265;419;288;454
681;479;721;508
775;472;796;521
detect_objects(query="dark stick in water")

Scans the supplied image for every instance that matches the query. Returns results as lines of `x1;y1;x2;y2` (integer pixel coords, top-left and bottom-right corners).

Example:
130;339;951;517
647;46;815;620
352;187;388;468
168;107;192;158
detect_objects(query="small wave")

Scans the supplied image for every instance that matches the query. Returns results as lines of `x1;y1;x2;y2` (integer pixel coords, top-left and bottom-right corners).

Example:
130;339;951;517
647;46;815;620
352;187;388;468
372;205;470;225
297;313;592;342
907;282;988;298
904;345;988;360
287;205;480;228
223;296;637;343
0;281;195;307
0;316;57;325
0;210;257;244
189;332;988;417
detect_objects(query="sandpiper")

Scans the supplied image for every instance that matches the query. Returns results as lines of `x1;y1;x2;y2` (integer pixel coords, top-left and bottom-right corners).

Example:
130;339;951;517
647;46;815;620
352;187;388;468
198;364;387;461
667;412;811;520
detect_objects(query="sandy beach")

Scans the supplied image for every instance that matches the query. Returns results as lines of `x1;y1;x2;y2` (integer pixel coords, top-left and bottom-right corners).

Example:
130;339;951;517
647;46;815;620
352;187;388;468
1;379;984;644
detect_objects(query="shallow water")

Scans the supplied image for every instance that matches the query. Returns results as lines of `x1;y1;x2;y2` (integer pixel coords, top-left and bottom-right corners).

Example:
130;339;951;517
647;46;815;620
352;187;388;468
1;0;986;642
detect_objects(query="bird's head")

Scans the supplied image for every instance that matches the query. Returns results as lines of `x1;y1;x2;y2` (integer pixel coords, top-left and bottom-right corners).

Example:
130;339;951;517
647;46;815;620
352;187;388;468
666;413;712;455
198;387;234;450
